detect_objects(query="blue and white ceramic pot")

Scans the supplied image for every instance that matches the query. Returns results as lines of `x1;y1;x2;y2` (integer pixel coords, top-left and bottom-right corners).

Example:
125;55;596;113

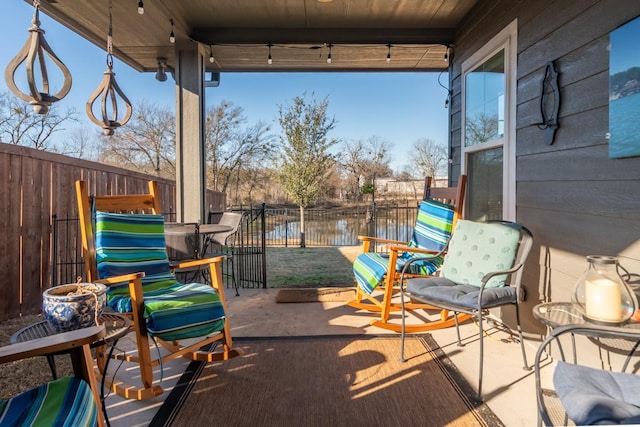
42;283;107;333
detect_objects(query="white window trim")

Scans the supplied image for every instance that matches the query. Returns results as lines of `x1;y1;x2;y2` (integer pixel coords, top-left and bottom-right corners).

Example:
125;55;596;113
461;19;518;221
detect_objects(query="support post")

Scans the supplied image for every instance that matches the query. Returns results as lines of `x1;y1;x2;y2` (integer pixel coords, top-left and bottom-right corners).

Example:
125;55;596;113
174;43;207;223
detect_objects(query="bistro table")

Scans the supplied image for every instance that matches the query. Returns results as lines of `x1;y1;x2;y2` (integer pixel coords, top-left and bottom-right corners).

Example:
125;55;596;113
533;301;640;358
164;223;232;238
165;223;233;285
164;223;233;259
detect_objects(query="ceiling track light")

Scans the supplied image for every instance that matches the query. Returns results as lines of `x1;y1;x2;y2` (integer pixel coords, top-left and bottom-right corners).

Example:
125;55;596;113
209;44;215;63
137;0;144;15
267;43;272;64
386;43;391;63
327;43;332;64
169;19;175;43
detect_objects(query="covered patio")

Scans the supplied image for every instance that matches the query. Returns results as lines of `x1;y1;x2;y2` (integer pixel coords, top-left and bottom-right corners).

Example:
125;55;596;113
5;0;640;425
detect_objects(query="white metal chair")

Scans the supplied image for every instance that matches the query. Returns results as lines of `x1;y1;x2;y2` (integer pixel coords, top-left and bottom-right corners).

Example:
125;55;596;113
203;211;245;296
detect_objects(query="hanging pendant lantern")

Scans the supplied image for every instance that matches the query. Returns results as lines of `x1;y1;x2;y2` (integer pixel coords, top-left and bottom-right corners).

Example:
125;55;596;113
4;0;72;114
86;0;132;135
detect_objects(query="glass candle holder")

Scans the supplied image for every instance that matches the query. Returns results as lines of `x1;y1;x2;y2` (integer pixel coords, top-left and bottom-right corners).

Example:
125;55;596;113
572;255;638;325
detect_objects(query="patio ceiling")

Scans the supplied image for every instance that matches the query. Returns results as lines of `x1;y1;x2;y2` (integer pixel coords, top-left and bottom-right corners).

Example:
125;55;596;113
34;0;478;73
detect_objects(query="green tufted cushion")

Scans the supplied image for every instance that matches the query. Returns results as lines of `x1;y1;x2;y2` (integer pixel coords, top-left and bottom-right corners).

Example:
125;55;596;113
440;220;521;288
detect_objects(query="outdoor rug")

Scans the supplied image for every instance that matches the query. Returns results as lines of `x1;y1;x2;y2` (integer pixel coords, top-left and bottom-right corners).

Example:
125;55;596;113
275;287;356;303
149;335;502;427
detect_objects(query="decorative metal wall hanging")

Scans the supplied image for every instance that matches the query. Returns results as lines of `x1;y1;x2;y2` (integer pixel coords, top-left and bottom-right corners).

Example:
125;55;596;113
86;0;132;135
4;0;72;114
537;61;560;145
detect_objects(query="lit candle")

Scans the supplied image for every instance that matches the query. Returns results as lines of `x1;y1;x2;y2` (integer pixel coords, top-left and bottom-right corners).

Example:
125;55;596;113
585;278;622;322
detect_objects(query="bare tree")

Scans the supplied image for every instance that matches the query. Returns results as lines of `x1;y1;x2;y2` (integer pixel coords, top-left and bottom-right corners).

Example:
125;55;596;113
55;125;102;161
359;136;393;202
0;91;77;149
205;101;275;196
276;92;338;247
99;100;175;178
338;139;366;201
411;137;448;179
339;136;393;202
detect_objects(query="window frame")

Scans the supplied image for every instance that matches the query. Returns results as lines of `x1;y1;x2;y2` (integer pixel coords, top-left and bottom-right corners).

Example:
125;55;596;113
461;19;518;221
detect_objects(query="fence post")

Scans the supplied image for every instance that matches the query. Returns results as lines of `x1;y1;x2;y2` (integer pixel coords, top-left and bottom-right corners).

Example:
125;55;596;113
284;208;288;248
52;214;58;288
261;203;267;288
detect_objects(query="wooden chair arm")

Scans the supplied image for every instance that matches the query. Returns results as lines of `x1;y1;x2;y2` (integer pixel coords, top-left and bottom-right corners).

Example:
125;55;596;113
0;326;105;364
357;235;407;245
387;245;443;256
94;272;146;286
171;256;226;270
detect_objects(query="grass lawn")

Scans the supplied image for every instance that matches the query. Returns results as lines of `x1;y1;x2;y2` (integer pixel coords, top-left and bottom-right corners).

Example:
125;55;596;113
265;245;360;288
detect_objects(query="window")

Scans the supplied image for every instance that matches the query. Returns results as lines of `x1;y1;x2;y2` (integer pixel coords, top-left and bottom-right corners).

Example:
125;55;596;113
461;20;517;221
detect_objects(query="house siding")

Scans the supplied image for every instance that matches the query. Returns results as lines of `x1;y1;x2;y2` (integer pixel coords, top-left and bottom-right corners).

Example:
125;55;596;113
451;0;640;333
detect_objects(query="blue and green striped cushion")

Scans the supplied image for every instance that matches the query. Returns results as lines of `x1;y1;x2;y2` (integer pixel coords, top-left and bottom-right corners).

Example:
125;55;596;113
0;376;98;427
353;199;455;295
408;199;456;251
95;212;226;341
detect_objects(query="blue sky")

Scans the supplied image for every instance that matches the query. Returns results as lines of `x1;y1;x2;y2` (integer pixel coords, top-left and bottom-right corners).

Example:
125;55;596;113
1;2;449;171
610;16;640;75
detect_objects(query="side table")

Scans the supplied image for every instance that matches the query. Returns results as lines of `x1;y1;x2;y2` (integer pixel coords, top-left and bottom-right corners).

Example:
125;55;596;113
11;312;130;426
533;301;640;356
11;313;130;378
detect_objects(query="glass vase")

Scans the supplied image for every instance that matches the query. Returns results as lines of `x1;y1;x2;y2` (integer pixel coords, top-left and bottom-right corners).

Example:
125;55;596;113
572;255;637;325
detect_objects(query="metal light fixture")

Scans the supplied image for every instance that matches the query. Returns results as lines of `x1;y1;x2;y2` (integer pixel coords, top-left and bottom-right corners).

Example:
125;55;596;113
137;0;144;14
267;43;273;64
86;0;132;135
155;58;168;82
386;43;391;63
4;0;72;114
169;19;175;43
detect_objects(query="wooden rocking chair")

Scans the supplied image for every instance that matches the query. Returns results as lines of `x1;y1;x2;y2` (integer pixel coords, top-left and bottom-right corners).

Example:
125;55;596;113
347;175;471;332
75;180;242;400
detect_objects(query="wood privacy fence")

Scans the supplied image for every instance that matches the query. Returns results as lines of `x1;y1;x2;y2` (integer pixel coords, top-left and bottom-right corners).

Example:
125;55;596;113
0;143;224;321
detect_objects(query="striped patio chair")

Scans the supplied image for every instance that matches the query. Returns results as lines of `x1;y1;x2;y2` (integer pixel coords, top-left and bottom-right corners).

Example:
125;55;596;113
76;180;242;401
347;175;471;332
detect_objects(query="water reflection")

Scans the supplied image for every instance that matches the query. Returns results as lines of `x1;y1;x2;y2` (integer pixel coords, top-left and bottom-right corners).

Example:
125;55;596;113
265;208;416;246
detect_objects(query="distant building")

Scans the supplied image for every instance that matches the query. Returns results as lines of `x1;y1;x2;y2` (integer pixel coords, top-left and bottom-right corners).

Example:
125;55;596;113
376;177;448;199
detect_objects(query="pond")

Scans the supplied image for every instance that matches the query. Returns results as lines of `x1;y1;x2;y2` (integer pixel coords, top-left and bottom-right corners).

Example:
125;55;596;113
264;205;417;246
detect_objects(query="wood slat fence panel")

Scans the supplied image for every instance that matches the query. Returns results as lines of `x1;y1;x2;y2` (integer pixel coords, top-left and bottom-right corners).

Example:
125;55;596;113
0;143;224;320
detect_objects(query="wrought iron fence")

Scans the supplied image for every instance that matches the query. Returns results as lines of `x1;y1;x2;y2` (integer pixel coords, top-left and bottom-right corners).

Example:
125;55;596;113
52;208;268;290
52;202;418;289
262;201;418;247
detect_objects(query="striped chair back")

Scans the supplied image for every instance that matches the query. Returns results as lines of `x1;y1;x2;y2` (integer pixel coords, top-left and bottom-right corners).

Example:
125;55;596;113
95;211;179;312
408;199;456;253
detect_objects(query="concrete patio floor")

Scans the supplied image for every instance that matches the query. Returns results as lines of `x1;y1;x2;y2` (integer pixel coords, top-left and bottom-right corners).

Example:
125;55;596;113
104;288;549;426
